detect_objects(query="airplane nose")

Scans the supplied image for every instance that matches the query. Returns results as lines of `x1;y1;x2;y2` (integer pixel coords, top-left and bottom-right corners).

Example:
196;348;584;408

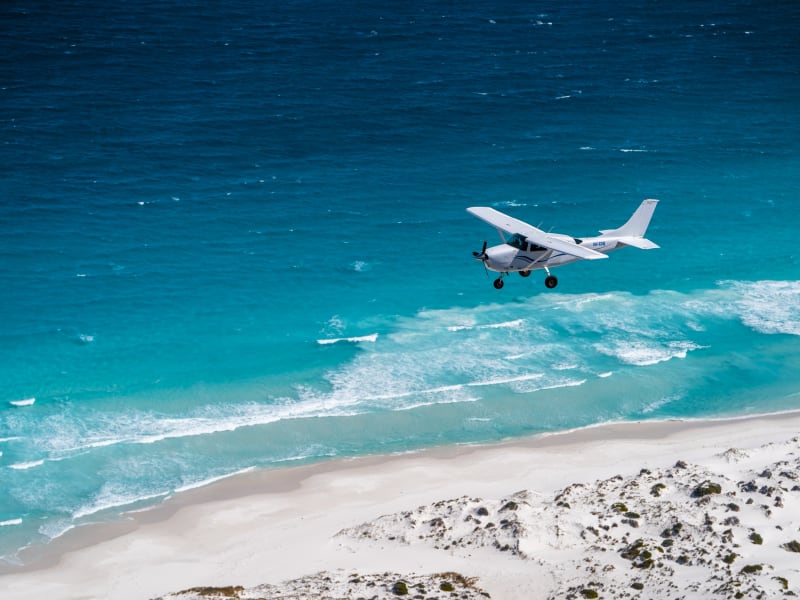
472;240;488;261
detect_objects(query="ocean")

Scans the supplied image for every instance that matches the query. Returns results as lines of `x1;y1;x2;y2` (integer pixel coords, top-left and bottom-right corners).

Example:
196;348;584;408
1;0;799;565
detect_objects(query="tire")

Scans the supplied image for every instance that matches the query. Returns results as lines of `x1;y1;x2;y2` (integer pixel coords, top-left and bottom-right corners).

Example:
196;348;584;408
544;275;558;289
493;277;504;290
519;270;531;278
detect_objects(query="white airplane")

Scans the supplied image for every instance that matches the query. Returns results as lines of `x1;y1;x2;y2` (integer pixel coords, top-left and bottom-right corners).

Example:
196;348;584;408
468;199;659;289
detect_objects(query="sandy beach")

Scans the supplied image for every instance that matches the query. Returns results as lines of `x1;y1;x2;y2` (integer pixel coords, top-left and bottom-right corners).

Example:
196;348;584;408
3;412;800;599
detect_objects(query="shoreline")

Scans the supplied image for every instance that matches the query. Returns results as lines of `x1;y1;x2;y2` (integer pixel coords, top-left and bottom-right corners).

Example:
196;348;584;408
3;409;800;598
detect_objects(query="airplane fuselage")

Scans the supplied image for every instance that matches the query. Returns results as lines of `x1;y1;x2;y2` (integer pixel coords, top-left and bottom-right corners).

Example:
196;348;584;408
482;234;622;274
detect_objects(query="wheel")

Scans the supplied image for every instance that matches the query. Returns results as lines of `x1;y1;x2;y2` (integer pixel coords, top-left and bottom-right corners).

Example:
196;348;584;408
544;275;558;289
519;270;531;278
493;277;504;290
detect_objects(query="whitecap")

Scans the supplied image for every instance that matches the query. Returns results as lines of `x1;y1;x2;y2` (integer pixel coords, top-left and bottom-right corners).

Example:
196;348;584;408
9;460;44;470
596;340;702;366
174;467;256;494
468;373;544;387
0;518;22;527
316;333;378;345
9;397;35;407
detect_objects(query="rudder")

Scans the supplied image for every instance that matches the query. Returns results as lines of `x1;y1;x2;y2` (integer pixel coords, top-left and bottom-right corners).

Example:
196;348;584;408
600;199;659;237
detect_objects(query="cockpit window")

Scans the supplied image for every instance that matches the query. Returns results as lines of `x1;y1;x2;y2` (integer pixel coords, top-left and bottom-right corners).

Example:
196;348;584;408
508;233;547;252
508;233;527;249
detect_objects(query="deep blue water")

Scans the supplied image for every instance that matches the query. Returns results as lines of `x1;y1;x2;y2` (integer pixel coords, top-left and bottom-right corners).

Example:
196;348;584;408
1;0;799;565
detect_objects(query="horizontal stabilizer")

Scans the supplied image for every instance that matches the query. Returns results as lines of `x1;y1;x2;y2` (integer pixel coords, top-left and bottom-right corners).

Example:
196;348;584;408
615;236;660;250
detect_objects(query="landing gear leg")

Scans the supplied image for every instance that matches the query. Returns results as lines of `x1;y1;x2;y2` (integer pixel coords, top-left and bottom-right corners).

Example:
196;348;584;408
544;267;558;289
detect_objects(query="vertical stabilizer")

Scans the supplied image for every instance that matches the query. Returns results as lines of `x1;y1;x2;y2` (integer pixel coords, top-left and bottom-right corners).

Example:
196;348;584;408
600;199;659;237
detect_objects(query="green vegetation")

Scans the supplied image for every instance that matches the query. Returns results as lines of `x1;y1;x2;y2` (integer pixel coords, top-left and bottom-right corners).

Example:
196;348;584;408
650;483;666;497
440;582;454;592
611;502;629;513
580;589;599;598
749;532;763;545
775;576;789;590
691;480;723;497
621;539;655;569
740;564;763;574
392;581;409;595
179;586;244;598
631;582;644;590
723;553;737;565
782;540;800;553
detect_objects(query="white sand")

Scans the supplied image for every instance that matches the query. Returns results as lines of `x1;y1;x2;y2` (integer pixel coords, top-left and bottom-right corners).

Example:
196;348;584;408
3;412;800;599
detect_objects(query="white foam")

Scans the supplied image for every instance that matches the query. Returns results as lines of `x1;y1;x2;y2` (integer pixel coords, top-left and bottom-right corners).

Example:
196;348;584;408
468;373;544;387
448;318;524;332
536;378;587;392
9;460;44;470
73;490;171;520
316;333;378;345
0;519;22;527
350;260;370;272
174;467;256;494
596;340;702;366
598;371;614;378
9;397;35;407
726;280;800;336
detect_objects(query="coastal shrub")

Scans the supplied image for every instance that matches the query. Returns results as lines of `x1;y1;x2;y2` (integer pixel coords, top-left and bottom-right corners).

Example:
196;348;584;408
439;582;454;592
500;500;518;512
631;582;644;590
611;502;628;513
624;511;641;519
691;480;722;498
580;589;599;599
782;540;800;553
749;532;763;545
775;576;789;590
180;586;244;598
660;522;682;538
476;506;489;516
740;564;763;574
650;483;666;497
392;581;409;595
620;539;655;568
723;553;737;564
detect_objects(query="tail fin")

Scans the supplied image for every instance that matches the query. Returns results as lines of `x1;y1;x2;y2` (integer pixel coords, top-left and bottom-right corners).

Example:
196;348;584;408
599;199;660;249
600;199;659;237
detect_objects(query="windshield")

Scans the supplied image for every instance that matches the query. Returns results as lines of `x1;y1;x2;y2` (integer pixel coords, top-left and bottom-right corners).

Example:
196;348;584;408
508;233;546;252
508;233;527;249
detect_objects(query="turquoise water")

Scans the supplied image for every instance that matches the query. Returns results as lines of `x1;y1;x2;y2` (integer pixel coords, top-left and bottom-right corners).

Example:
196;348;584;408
1;0;799;564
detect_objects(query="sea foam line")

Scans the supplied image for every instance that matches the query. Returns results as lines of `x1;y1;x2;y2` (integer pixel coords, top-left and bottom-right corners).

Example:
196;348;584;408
174;466;257;494
8;460;45;471
8;397;35;407
0;518;22;527
317;333;378;345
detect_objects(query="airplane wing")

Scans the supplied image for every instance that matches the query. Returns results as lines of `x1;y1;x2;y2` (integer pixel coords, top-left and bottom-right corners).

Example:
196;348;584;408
467;206;608;260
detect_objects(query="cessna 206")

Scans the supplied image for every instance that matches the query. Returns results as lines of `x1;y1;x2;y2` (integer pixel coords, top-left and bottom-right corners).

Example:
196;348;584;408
468;199;659;289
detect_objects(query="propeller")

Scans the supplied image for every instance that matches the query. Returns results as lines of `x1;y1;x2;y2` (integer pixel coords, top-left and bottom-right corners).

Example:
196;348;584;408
472;240;488;260
472;240;489;277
